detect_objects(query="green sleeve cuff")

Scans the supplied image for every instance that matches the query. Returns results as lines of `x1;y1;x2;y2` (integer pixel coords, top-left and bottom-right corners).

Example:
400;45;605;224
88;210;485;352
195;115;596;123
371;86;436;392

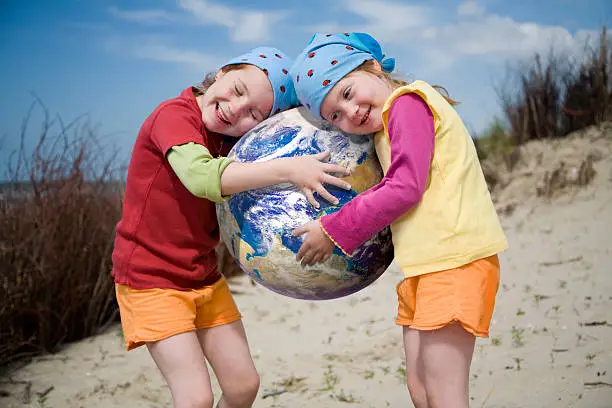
167;142;233;202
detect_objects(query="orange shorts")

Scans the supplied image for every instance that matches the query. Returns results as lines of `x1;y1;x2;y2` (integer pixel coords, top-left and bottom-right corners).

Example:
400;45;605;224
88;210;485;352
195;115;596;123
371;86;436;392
396;255;500;337
115;277;242;351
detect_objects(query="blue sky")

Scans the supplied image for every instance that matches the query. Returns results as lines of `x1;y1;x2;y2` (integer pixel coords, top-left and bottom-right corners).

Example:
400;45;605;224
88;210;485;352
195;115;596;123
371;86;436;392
1;0;610;172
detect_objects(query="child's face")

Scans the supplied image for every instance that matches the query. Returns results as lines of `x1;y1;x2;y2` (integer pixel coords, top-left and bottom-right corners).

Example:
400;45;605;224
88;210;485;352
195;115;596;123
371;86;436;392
201;65;274;137
320;69;393;135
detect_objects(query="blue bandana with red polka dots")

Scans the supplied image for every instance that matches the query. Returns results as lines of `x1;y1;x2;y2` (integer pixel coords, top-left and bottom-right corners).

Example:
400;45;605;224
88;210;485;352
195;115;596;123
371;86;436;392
223;46;299;117
290;32;395;120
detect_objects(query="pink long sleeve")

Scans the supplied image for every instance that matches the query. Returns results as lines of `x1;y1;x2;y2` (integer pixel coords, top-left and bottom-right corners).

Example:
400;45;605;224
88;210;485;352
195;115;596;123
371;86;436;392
320;93;435;256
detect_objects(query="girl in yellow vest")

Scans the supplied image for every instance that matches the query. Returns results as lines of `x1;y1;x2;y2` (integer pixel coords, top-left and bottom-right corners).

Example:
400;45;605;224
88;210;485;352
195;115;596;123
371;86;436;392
290;33;508;408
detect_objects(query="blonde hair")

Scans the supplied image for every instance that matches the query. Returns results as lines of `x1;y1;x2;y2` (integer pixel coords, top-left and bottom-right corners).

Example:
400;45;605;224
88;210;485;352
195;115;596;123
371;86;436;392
192;64;249;96
353;60;459;106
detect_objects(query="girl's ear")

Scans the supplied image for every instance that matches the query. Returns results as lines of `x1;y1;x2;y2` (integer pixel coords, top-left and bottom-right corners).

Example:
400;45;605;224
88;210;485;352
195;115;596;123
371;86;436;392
370;60;383;72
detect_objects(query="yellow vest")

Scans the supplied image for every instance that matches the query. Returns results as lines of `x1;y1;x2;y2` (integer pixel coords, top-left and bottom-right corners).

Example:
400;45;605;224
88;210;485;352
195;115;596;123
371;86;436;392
376;81;508;278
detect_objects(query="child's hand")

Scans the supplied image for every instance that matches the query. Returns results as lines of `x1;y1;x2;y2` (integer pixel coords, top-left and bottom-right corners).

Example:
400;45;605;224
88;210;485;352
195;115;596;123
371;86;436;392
292;220;335;266
285;151;351;208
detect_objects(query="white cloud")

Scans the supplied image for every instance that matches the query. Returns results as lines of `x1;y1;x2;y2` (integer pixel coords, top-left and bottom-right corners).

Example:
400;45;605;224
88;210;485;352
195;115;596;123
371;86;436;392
457;0;485;18
304;0;431;43
133;44;224;70
103;36;226;73
108;6;177;24
306;22;346;35
304;0;600;70
344;0;431;32
178;0;288;43
428;16;599;61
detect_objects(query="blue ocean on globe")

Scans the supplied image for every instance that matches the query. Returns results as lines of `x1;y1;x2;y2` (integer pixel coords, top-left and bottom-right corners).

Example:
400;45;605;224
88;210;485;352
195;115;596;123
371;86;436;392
216;107;393;300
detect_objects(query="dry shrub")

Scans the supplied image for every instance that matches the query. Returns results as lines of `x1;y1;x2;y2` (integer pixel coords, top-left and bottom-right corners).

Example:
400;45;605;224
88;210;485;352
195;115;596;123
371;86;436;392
498;51;565;146
563;26;612;133
479;25;611;202
0;100;245;368
0;100;124;368
496;25;611;147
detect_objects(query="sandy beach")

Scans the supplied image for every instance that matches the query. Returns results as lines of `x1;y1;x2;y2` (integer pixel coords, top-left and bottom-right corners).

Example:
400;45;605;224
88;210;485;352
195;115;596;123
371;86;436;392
2;126;611;407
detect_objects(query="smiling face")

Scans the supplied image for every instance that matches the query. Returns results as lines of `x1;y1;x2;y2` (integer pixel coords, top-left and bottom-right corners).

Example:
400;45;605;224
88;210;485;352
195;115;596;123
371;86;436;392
320;62;393;135
200;64;274;137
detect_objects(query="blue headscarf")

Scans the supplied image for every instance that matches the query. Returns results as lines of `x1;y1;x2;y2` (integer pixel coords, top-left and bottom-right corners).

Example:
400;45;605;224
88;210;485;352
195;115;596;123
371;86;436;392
223;46;299;116
290;33;395;120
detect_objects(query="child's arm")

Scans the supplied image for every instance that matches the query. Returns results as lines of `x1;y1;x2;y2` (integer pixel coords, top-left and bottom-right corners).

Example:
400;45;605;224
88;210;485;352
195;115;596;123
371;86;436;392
167;144;351;207
168;144;350;207
294;94;435;265
219;151;350;207
154;104;351;207
166;142;232;203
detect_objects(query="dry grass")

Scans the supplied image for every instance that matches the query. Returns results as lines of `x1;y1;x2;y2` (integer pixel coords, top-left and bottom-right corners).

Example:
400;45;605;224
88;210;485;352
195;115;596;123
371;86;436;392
563;26;612;133
491;25;611;151
0;100;245;369
478;26;610;197
0;100;124;368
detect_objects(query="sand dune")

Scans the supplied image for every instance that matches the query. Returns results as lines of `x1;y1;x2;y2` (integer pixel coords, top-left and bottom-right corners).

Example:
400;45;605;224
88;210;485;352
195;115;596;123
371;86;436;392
2;126;611;407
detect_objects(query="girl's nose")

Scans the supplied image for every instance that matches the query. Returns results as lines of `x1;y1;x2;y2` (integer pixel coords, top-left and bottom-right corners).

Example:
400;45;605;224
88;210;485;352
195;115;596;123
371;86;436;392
231;97;249;118
351;106;360;123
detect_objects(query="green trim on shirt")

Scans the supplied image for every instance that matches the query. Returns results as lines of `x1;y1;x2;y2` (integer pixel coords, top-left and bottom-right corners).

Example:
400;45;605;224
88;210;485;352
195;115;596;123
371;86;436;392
167;142;233;202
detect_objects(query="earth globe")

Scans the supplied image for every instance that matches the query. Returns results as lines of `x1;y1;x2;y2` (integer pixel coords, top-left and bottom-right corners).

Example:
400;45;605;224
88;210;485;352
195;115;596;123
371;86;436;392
216;107;393;300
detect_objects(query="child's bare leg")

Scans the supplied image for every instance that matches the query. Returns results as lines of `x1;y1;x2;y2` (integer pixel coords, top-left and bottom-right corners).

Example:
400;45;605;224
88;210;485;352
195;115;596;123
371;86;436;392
147;331;214;408
420;322;475;408
197;320;260;408
403;327;429;408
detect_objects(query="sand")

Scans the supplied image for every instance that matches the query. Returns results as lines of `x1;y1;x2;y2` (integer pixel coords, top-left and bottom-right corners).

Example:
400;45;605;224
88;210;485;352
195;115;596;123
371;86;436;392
2;126;611;407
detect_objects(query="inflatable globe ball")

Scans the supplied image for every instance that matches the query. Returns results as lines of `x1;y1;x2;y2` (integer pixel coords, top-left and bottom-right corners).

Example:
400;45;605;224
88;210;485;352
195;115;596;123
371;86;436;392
216;107;393;300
